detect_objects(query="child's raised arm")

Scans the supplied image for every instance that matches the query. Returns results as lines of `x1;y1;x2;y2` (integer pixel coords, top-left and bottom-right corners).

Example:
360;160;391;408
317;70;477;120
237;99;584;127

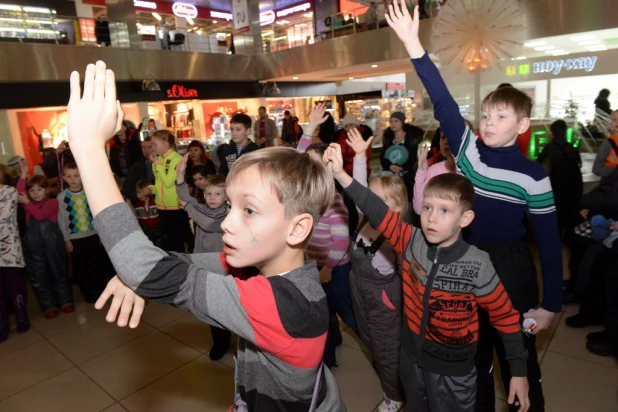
324;143;414;258
297;102;329;152
386;0;467;157
347;128;374;188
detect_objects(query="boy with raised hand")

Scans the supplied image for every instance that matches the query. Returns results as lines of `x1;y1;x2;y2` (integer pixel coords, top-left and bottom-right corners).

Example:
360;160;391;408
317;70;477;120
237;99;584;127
66;61;345;412
385;2;562;411
323;140;530;412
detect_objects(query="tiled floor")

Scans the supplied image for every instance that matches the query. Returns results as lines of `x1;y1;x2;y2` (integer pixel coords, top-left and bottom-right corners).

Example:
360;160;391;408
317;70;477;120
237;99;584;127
1;283;617;412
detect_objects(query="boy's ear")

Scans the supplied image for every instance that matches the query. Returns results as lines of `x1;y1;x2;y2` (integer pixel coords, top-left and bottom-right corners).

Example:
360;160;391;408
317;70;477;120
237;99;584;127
287;213;314;246
517;117;531;135
459;210;475;229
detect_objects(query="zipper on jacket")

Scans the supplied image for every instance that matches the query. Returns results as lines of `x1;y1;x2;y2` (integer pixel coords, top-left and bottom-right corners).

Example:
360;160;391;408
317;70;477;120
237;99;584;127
416;247;441;360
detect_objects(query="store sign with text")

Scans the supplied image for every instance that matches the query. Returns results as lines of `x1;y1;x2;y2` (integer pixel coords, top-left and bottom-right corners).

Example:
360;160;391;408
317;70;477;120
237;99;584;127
167;84;198;99
506;56;598;77
260;10;275;26
276;1;312;18
386;82;406;91
210;10;233;21
134;0;156;9
172;2;197;18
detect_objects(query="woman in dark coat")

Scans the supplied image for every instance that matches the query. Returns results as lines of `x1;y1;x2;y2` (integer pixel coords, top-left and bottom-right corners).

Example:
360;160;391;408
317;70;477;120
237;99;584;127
380;112;424;201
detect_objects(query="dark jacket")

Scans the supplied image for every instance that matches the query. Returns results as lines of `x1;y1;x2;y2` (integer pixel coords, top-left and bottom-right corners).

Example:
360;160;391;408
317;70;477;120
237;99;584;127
123;159;153;204
581;167;618;221
380;124;424;200
42;149;75;179
334;125;374;176
109;128;143;178
219;140;261;176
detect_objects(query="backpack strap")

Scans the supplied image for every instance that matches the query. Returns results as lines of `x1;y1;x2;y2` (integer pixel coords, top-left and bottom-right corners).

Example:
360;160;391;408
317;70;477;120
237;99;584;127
353;217;387;255
607;137;618;155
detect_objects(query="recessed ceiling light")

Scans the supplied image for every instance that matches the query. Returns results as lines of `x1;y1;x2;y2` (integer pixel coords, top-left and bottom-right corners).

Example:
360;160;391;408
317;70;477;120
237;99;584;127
371;64;378;68
534;45;555;51
349;77;354;80
571;34;596;41
579;40;601;46
546;49;565;54
293;76;298;80
524;40;546;48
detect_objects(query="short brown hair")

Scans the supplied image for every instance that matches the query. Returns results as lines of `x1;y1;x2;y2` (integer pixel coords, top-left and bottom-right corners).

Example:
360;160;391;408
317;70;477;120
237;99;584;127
205;174;226;188
305;143;329;156
424;173;475;212
63;162;78;172
26;175;49;191
369;175;408;214
481;87;532;120
227;147;335;230
136;179;151;191
230;113;252;130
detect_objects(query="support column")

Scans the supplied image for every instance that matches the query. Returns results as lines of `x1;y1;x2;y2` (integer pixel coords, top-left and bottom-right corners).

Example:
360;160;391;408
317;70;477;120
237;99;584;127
232;0;262;55
105;0;140;48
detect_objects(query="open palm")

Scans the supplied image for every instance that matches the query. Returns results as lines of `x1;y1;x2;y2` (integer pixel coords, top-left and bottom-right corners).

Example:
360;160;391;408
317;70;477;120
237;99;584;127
385;0;419;43
346;128;374;155
309;102;329;125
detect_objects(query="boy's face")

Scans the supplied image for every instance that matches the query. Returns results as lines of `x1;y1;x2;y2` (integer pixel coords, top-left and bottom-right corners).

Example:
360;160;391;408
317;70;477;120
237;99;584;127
479;105;530;148
28;185;47;202
141;141;154;159
610;111;618;135
204;184;226;209
230;123;250;145
193;173;207;191
420;196;473;247
137;188;149;201
221;166;311;275
63;168;82;191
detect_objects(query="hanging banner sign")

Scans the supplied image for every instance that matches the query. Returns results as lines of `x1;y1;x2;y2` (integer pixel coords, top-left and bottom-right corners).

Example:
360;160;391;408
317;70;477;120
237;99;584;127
172;2;197;18
232;0;250;33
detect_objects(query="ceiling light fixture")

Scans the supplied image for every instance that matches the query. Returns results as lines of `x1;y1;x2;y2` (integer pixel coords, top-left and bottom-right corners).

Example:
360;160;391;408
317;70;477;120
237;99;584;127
152;12;162;21
545;49;565;54
293;76;298;80
534;45;555;51
186;17;194;25
586;46;607;51
578;40;600;46
371;64;378;68
349;77;354;80
571;34;595;41
523;40;546;48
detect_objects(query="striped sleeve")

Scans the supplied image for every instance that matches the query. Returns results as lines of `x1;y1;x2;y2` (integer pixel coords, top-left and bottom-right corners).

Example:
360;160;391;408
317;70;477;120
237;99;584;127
475;262;528;377
324;193;350;269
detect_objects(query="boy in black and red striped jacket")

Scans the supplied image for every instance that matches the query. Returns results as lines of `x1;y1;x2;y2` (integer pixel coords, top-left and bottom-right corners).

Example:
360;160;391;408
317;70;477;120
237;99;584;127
65;62;345;412
324;140;530;412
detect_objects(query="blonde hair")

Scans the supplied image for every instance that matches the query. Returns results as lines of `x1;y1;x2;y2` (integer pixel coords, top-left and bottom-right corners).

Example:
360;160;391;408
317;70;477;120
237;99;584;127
205;174;226;188
227;147;335;229
370;175;408;214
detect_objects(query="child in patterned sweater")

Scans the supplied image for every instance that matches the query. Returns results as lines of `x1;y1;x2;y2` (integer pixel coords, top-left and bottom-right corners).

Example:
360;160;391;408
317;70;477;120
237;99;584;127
57;162;113;303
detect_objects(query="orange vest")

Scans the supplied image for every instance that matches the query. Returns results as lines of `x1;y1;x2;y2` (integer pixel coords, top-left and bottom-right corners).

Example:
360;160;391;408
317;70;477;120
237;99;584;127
606;135;618;167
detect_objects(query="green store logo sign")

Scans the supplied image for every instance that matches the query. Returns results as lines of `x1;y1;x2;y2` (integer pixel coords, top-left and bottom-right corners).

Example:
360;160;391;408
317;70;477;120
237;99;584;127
506;56;598;77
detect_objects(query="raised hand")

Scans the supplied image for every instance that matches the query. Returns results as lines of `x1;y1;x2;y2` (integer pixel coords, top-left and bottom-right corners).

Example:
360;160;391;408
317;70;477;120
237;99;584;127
346;127;374;157
95;275;146;328
19;159;29;179
324;144;344;175
67;61;124;157
177;153;189;175
418;145;429;170
385;0;424;59
309;103;329;127
17;192;30;204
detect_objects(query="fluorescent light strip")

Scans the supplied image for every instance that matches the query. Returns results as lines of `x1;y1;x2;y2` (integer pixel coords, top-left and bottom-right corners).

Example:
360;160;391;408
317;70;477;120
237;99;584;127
26;20;54;24
0;4;21;11
27;28;57;34
578;40;600;46
0;27;24;32
0;17;22;22
534;45;555;51
186;17;194;25
23;7;51;13
152;12;162;21
523;40;546;48
571;34;595;41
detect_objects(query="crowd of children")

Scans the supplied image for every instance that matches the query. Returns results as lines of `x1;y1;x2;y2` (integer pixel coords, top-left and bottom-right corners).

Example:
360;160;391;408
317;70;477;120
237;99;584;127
6;1;618;411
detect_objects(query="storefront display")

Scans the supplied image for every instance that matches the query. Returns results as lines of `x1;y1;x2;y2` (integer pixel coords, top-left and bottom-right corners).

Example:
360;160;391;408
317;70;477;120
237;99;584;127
0;5;75;43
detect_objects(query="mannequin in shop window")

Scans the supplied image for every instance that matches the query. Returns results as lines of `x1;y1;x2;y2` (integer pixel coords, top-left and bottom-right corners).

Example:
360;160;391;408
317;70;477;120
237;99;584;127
108;121;143;179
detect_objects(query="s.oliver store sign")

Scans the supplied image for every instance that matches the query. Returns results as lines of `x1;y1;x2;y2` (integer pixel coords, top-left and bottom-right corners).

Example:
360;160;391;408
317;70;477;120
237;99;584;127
82;0;227;21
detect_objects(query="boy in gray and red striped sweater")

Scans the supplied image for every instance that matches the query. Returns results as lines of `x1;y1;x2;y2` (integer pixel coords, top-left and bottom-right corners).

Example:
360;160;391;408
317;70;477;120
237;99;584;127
65;62;346;412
